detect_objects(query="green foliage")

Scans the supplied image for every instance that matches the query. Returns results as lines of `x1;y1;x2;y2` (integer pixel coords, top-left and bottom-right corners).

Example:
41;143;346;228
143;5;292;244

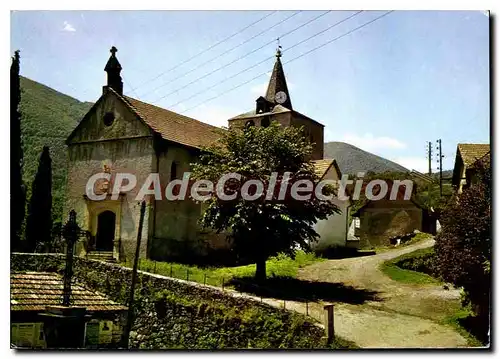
442;306;485;347
191;122;338;279
129;250;323;287
381;261;440;285
433;156;491;334
381;248;441;285
11;51;26;251
19;76;92;222
25;146;53;252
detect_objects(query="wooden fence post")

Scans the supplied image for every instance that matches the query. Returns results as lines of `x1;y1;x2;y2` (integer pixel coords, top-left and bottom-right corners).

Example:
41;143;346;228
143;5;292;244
323;304;335;345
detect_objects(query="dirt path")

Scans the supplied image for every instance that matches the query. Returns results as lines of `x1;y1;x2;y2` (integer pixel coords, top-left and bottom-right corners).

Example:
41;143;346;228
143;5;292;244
264;239;469;348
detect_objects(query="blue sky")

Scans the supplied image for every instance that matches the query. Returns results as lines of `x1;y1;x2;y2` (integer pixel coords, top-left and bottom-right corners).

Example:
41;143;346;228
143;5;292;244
11;10;490;171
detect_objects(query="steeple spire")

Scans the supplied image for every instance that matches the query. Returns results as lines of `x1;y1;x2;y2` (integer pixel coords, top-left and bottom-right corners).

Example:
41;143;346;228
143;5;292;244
265;42;292;110
104;46;123;95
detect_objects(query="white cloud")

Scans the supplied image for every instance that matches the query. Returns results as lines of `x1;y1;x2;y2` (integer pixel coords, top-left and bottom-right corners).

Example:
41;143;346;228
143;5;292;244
391;156;429;173
184;105;239;128
63;21;76;32
340;133;406;151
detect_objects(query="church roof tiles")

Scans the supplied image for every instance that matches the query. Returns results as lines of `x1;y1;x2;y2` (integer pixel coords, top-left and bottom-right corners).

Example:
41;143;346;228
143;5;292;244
111;88;222;150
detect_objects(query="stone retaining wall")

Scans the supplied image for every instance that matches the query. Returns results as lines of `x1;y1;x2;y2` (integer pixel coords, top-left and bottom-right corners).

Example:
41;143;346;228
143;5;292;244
11;253;326;349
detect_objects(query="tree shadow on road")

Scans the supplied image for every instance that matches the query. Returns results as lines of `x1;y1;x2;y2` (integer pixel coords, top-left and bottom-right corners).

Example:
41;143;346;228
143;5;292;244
316;247;376;260
229;276;381;304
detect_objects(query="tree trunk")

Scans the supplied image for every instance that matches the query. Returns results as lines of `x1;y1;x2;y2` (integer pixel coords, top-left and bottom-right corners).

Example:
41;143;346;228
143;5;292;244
255;258;266;281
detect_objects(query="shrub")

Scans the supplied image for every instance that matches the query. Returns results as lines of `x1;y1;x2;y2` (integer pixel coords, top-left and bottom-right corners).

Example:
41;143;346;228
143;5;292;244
433;156;490;341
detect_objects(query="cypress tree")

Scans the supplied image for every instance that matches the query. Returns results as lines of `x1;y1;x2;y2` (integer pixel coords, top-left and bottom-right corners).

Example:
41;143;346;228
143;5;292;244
25;146;53;252
10;50;25;252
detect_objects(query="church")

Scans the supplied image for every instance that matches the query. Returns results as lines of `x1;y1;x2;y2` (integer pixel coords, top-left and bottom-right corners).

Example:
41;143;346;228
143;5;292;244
65;47;353;263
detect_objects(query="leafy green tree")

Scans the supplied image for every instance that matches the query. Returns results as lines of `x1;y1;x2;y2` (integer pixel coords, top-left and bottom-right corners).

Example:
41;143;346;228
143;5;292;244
11;50;26;252
433;155;491;339
191;122;339;280
25;146;53;252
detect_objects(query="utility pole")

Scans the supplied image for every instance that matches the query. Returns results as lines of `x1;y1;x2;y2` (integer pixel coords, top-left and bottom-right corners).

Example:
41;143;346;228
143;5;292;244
436;139;443;196
426;141;433;176
123;201;146;349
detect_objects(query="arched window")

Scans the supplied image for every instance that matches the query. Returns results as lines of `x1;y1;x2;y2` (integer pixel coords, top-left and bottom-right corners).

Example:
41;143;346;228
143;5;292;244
261;116;270;128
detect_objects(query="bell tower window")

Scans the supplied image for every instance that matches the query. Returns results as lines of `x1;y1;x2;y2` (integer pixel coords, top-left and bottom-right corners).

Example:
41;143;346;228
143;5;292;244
245;120;255;129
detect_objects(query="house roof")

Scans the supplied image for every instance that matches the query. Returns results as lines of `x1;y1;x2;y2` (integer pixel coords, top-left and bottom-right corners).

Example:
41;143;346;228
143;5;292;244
11;272;127;312
312;158;341;179
118;91;222;149
228;104;291;120
457;143;490;167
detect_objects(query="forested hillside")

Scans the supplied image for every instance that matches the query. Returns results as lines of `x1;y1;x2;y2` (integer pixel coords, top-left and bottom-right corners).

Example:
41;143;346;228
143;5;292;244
324;141;409;174
19;76;92;221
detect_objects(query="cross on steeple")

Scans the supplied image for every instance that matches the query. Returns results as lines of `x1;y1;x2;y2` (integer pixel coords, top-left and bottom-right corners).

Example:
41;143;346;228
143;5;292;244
265;46;292;110
104;46;123;95
276;38;282;58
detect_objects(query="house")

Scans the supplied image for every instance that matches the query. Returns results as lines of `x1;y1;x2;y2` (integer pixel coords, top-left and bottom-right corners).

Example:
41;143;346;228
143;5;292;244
310;159;357;252
452;143;490;194
352;181;435;248
10;272;127;349
65;46;352;263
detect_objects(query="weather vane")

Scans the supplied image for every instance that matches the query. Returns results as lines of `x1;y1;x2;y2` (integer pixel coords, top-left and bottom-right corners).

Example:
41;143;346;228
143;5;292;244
276;37;282;58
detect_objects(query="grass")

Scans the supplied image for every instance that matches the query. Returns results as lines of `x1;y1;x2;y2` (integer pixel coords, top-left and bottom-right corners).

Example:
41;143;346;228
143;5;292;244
380;261;440;285
442;307;486;347
127;251;324;288
380;247;441;285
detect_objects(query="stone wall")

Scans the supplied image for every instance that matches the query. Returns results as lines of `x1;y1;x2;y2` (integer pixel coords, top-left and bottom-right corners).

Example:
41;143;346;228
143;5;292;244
358;200;423;248
11;253;326;349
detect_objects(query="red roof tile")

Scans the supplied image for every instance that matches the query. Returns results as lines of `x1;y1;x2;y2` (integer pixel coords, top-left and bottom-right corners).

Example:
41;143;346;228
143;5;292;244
111;89;222;149
11;272;127;312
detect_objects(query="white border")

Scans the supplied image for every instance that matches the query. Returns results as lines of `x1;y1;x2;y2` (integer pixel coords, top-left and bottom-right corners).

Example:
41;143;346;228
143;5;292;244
2;2;496;358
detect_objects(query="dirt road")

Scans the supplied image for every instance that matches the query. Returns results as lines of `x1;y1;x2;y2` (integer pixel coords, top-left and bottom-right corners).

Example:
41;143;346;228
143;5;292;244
264;238;469;348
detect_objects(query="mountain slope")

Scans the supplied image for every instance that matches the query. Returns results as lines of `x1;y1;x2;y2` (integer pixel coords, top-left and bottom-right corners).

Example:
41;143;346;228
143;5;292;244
19;76;93;220
323;141;408;175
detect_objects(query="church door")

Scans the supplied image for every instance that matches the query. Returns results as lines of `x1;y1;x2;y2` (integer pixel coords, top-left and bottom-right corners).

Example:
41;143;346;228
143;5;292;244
96;211;116;251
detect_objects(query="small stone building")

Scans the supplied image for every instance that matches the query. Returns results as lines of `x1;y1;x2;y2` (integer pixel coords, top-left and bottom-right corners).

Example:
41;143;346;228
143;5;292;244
352;182;434;248
10;272;127;349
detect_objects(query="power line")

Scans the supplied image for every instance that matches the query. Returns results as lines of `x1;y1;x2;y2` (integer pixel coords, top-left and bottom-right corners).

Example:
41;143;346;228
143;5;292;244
122;75;141;99
128;11;277;93
164;10;363;110
138;11;303;99
180;11;394;115
151;10;336;105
